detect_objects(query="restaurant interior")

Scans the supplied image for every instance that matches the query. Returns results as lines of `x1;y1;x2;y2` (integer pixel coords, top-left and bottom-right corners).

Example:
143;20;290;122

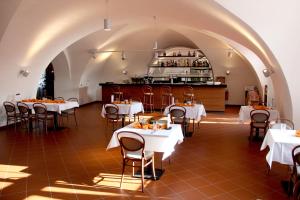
0;0;299;199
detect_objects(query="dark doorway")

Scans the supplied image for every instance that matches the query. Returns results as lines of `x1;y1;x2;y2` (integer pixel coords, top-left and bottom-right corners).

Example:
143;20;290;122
36;63;55;99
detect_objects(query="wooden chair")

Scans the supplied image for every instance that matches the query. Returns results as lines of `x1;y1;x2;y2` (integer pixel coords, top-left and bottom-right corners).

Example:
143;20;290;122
61;97;78;126
289;145;300;197
142;85;154;113
33;103;55;133
169;105;189;137
3;101;20;131
54;97;64;100
112;85;123;101
160;86;173;112
17;102;35;132
117;131;156;192
104;103;123;131
249;109;270;141
183;86;194;103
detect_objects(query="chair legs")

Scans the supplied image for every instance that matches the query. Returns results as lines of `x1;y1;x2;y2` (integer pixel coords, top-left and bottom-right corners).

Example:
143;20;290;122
120;159;125;189
120;158;156;192
141;159;144;192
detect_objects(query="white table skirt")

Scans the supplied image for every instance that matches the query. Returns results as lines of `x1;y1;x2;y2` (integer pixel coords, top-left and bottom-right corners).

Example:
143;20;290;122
239;106;279;122
101;102;144;118
163;104;206;122
107;123;184;160
22;101;79;114
260;129;300;168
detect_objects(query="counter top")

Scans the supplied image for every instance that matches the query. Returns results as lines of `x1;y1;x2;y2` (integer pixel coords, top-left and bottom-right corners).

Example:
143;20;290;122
99;83;227;87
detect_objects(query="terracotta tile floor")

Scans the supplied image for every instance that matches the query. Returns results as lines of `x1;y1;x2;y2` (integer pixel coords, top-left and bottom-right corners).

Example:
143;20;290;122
0;103;290;199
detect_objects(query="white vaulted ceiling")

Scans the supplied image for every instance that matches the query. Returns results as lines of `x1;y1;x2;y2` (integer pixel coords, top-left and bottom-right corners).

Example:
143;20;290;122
0;0;299;127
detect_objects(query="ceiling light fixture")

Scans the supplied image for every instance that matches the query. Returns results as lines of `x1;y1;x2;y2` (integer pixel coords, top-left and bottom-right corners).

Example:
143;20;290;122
121;51;126;60
104;0;111;31
153;16;158;50
227;49;233;58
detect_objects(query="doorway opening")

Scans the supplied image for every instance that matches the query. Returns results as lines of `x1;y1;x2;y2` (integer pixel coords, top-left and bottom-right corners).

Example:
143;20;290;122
36;63;55;99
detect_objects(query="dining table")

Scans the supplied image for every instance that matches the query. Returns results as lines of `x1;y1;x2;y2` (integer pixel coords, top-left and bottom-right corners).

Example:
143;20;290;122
107;122;184;179
260;128;300;169
101;101;144;127
21;100;79;128
163;103;206;134
239;105;280;122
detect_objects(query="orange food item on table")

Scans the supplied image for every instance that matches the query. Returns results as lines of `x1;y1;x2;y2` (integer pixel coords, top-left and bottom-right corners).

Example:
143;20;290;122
296;130;300;137
253;105;267;110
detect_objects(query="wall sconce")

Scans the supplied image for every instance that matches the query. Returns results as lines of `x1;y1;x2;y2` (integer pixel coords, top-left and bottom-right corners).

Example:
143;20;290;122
225;70;230;75
262;68;274;77
20;68;30;77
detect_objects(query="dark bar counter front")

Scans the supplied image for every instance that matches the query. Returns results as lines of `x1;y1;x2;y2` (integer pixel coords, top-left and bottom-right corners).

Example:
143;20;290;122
100;83;226;111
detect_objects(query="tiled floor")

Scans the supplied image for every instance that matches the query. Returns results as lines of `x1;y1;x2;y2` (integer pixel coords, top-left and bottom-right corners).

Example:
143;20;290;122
0;103;289;199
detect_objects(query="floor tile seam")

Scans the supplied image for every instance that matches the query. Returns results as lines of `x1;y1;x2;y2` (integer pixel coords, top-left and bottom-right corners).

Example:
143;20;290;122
25;133;31;199
64;133;97;178
40;135;53;199
50;133;80;200
239;182;285;198
0;135;17;196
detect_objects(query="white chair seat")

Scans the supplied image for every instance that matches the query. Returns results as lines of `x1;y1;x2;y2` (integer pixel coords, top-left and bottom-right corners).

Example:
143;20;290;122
126;150;154;160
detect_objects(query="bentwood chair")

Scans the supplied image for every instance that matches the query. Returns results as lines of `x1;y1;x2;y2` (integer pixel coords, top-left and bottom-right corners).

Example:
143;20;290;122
17;102;35;132
3;101;20;131
54;97;65;101
112;85;123;101
289;145;300;197
160;86;173;112
33;103;55;133
183;86;194;103
117;131;156;192
249;109;270;141
270;118;294;130
142;85;154;113
169;105;189;137
61;97;78;126
104;103;123;131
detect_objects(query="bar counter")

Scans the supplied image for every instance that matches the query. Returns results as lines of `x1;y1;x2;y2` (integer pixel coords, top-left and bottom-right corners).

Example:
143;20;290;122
100;83;226;111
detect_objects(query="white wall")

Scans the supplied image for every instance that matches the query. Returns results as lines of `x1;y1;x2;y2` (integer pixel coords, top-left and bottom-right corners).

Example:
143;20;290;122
0;0;294;127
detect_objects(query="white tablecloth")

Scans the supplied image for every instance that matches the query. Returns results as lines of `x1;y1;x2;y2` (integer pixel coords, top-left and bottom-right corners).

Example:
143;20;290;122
22;101;79;114
260;129;300;168
107;123;184;160
239;106;279;122
101;102;144;118
163;104;206;122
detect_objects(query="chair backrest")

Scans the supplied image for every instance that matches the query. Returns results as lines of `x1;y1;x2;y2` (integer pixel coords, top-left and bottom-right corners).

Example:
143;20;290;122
55;97;65;100
160;86;172;95
112;85;121;93
104;104;119;120
184;86;193;95
33;103;47;119
169;105;186;124
117;131;145;158
17;102;30;116
292;145;300;180
67;97;78;102
3;101;16;116
250;109;270;123
142;85;152;94
270;118;294;130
